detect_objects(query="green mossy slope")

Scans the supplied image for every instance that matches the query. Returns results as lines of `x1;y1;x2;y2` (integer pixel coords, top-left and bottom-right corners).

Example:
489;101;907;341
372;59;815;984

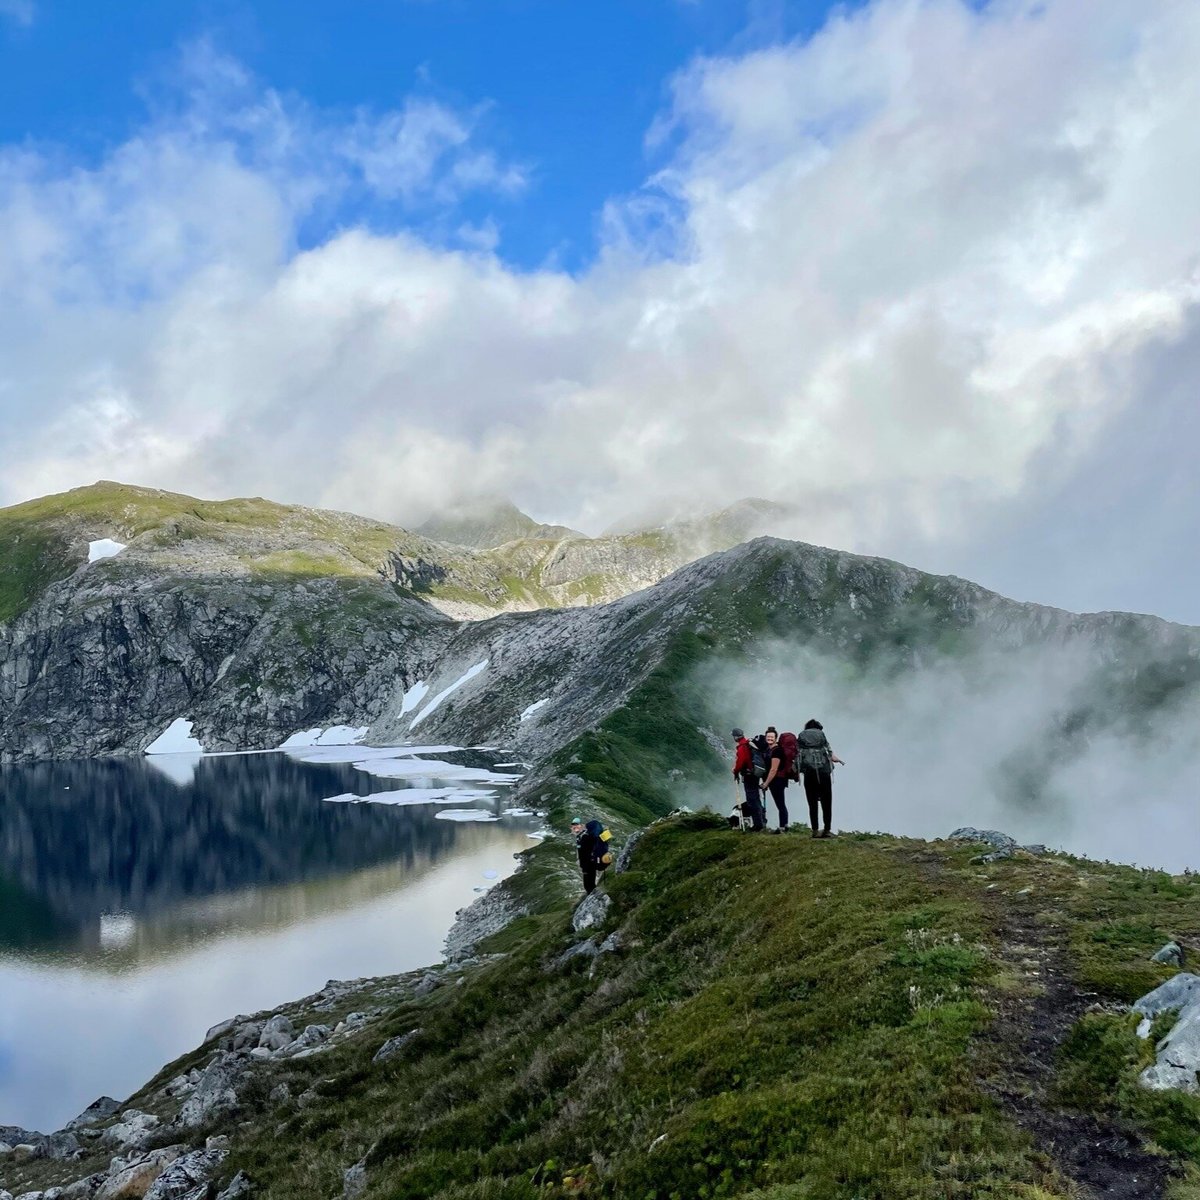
207;819;1200;1200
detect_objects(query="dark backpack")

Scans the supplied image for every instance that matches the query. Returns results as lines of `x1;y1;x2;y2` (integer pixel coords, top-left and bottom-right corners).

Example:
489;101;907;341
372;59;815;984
779;731;799;781
585;819;615;867
749;735;769;781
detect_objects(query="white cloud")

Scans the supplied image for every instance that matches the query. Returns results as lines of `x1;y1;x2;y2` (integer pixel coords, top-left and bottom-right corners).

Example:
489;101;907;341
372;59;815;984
0;0;34;26
2;4;1200;618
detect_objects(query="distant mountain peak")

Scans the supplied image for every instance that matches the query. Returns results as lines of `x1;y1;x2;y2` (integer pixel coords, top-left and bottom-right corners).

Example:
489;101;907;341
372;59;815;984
416;498;583;549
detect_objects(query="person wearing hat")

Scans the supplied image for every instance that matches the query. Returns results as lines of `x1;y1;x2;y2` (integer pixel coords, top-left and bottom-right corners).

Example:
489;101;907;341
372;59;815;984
731;728;765;831
572;814;601;893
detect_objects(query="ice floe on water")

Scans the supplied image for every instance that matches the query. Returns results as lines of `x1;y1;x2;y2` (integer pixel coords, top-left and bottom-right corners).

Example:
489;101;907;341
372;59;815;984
278;725;368;749
145;718;204;754
520;698;549;721
409;659;489;729
354;758;520;784
322;788;498;806
88;538;127;563
436;809;501;823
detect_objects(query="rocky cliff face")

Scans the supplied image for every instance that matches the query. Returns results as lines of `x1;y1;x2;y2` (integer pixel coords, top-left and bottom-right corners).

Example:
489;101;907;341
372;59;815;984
2;484;1199;765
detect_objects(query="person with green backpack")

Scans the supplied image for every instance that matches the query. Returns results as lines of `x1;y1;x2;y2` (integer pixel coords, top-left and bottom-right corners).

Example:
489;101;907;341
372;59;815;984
797;719;844;838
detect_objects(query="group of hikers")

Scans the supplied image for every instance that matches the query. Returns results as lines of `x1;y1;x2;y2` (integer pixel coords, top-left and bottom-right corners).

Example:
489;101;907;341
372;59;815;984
732;720;843;836
569;718;844;892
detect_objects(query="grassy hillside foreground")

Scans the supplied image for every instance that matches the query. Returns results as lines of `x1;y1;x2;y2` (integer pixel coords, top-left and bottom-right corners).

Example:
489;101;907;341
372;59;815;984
5;819;1199;1199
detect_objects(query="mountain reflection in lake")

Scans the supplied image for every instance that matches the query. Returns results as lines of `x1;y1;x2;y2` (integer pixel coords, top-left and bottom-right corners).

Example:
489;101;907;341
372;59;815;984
0;750;537;1131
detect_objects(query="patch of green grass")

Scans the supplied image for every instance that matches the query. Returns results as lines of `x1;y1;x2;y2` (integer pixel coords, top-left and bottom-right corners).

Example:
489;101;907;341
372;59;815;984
1057;1010;1200;1161
211;822;1082;1200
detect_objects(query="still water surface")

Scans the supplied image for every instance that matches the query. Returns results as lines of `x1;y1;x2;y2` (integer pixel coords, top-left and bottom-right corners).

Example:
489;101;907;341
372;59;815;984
0;750;537;1131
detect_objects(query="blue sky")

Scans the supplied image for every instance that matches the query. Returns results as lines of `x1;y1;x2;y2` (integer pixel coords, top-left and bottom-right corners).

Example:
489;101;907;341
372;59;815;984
2;0;1199;623
0;0;843;271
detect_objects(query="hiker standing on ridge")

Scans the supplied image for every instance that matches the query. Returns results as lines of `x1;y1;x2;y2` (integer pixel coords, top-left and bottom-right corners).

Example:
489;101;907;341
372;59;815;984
573;816;613;893
761;727;791;833
731;728;765;831
797;719;844;838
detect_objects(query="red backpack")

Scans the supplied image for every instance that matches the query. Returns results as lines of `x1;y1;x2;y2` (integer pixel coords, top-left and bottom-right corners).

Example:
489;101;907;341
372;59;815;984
779;731;799;781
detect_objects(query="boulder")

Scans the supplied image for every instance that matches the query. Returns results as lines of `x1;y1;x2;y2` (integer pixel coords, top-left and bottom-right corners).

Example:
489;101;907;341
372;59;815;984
278;1025;331;1057
548;939;600;971
66;1099;120;1132
214;1174;251;1200
1139;1001;1200;1093
143;1148;229;1200
373;1029;421;1064
36;1131;82;1161
214;1175;250;1200
202;1018;238;1045
1151;941;1185;967
59;1175;106;1200
99;1112;160;1152
0;1127;42;1151
95;1148;183;1200
948;827;1017;863
343;1160;366;1200
267;1083;291;1105
413;975;440;998
599;930;623;954
176;1053;249;1129
255;1016;294;1053
572;890;611;932
1132;973;1200;1017
231;1024;262;1053
613;831;643;874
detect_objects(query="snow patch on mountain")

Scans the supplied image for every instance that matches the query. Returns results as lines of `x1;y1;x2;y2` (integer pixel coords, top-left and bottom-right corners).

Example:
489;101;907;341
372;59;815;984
278;725;368;749
87;538;127;563
409;660;489;729
145;718;203;754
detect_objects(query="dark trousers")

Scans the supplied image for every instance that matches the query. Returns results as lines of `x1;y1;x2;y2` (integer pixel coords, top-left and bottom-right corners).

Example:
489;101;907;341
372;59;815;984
741;776;765;831
802;767;833;832
582;865;597;893
767;778;789;829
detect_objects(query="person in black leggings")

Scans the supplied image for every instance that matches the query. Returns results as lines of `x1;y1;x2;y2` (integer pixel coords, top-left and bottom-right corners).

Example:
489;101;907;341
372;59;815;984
797;719;844;838
761;727;789;832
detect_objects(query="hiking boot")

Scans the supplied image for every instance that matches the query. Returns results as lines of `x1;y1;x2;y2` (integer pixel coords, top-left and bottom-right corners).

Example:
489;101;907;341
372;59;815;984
819;830;836;839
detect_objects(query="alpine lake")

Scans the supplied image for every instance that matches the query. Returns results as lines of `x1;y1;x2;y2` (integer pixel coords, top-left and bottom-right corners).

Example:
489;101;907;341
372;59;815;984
0;744;540;1132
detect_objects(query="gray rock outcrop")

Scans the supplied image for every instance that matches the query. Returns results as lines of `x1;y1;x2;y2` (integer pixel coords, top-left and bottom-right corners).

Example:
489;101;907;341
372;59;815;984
99;1112;159;1153
65;1099;120;1132
373;1029;421;1064
1151;941;1185;967
255;1016;294;1053
572;891;611;933
176;1053;249;1129
1133;973;1200;1093
143;1148;228;1200
613;831;643;874
95;1147;183;1200
214;1173;251;1200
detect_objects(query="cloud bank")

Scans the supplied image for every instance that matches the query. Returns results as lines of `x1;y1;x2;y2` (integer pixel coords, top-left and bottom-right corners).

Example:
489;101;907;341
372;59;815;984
696;636;1200;872
2;2;1199;619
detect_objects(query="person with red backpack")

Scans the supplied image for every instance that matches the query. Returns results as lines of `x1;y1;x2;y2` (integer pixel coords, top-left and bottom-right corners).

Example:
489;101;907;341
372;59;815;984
731;728;765;831
761;727;795;832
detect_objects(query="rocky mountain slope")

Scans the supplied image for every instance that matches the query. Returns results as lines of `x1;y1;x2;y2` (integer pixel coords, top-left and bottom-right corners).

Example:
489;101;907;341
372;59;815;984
2;483;1199;771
